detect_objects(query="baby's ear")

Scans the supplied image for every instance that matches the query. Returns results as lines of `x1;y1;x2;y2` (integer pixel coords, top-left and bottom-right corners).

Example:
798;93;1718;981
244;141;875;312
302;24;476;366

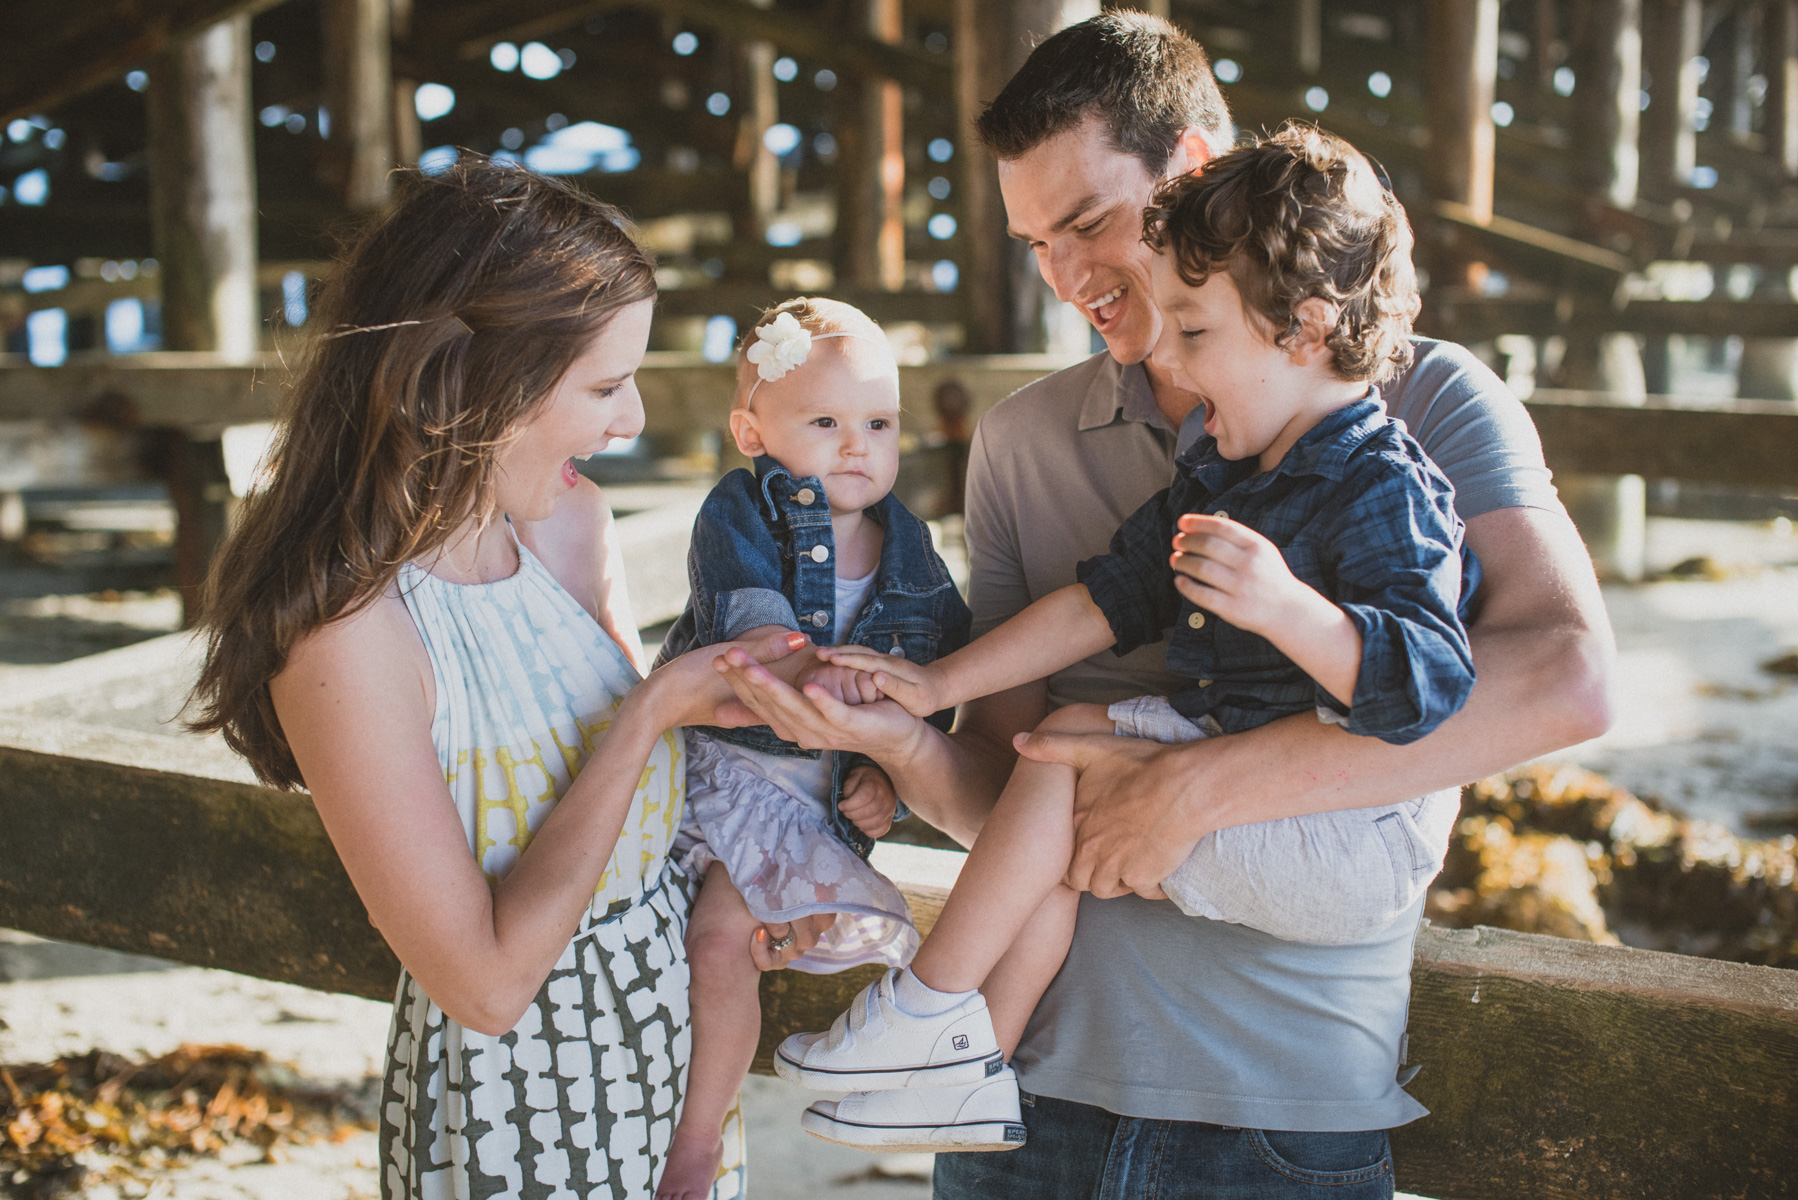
728;408;764;457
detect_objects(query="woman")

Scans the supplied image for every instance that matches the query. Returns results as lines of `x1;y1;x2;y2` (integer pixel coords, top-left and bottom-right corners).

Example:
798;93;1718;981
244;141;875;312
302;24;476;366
188;162;801;1199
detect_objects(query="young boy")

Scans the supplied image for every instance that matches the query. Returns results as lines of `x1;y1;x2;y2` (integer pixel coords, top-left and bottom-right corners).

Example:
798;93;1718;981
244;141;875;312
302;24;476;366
776;125;1478;1151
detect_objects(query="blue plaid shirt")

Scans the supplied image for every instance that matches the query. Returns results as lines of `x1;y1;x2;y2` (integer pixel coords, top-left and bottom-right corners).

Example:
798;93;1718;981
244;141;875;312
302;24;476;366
1076;393;1480;745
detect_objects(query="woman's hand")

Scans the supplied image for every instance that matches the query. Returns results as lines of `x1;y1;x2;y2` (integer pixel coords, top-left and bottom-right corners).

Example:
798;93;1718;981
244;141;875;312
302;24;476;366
636;626;810;729
712;645;927;762
750;913;834;970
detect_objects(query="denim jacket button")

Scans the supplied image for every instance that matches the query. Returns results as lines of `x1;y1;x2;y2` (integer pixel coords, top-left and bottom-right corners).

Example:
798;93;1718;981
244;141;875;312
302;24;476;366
1187;611;1207;629
810;544;829;563
888;644;905;656
810;610;829;628
795;488;816;505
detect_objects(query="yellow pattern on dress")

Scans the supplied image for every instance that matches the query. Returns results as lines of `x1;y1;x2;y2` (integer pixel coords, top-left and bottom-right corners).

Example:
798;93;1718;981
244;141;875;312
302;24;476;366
465;701;683;908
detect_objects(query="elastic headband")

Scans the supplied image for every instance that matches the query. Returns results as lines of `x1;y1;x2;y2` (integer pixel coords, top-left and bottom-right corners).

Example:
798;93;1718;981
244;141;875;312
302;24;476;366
742;311;885;409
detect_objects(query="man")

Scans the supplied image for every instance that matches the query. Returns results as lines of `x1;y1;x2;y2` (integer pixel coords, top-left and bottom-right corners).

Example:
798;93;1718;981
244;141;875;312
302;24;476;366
718;13;1612;1197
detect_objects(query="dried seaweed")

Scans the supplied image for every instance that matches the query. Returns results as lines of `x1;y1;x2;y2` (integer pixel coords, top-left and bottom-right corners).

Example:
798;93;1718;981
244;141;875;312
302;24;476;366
1430;764;1798;967
0;1043;375;1196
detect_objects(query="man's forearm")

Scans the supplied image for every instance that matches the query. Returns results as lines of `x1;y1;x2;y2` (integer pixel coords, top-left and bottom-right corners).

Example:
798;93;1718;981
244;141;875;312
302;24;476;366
1177;598;1613;834
874;717;1007;850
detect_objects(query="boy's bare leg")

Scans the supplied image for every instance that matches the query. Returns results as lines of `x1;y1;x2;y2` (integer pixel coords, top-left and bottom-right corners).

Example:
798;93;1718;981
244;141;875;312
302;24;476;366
909;703;1116;998
659;863;762;1200
980;883;1081;1057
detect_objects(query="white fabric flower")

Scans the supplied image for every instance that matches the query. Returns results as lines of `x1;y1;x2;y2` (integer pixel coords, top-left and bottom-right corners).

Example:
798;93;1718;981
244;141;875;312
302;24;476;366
746;311;814;382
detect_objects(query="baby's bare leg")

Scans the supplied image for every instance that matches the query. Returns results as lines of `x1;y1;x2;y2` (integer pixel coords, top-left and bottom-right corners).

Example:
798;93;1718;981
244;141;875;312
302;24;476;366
909;703;1116;1026
659;862;762;1200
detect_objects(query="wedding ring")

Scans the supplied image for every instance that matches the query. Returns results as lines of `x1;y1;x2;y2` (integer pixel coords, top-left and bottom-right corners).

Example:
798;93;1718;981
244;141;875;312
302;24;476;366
767;930;796;951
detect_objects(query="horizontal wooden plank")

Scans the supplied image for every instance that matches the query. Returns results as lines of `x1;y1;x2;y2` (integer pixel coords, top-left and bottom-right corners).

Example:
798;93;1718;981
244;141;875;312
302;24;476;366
1;691;1795;1198
1427;294;1798;340
9;356;1796;491
0;0;289;121
1432;202;1636;290
1524;391;1798;489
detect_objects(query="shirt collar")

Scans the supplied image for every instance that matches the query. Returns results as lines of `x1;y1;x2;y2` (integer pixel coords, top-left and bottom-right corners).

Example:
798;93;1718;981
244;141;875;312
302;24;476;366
1176;390;1387;487
1077;356;1175;435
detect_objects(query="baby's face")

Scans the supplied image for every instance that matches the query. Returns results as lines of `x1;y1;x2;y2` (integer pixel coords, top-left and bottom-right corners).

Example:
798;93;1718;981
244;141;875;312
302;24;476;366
733;337;902;516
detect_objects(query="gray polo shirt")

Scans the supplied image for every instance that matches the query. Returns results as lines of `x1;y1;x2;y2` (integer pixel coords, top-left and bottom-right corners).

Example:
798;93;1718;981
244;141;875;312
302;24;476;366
963;339;1562;1131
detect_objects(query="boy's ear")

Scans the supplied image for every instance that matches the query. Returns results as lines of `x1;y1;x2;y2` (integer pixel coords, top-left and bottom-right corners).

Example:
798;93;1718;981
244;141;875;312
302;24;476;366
729;408;765;457
1288;297;1340;366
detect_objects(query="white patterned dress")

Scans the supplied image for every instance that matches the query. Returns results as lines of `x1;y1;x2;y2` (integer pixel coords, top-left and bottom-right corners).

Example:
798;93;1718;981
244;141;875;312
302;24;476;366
378;535;744;1200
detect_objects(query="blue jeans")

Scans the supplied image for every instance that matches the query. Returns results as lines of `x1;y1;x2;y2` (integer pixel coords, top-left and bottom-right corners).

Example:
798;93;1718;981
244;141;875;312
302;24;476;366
933;1091;1394;1199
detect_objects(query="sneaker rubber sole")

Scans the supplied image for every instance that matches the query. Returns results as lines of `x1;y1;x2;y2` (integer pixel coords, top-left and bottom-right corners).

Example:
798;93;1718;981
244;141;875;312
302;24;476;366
773;1044;1006;1093
800;1106;1028;1154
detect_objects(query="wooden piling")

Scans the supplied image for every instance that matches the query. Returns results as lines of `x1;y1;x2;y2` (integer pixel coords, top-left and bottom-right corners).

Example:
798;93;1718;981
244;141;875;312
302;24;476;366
321;0;395;211
1641;0;1701;191
954;0;1099;353
1769;0;1798;177
146;15;260;624
1426;0;1500;225
837;0;906;292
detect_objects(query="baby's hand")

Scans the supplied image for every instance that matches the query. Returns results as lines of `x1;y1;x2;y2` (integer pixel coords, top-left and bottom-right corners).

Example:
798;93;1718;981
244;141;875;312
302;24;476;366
814;646;948;717
839;763;899;838
1170;514;1312;636
794;661;883;706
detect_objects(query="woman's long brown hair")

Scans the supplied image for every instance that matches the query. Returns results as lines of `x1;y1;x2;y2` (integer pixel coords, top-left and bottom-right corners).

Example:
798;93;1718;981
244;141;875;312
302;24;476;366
187;161;656;789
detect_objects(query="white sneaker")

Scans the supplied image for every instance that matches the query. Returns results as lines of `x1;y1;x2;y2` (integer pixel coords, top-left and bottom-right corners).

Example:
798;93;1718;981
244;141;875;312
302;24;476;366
800;1066;1028;1154
774;969;1004;1092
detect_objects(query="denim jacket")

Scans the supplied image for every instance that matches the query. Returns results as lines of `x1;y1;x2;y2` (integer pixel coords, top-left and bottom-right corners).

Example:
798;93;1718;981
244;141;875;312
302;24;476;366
657;458;972;857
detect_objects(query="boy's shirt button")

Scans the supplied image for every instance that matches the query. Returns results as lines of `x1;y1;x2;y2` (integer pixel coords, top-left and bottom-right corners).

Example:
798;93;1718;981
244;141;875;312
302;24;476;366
811;544;830;563
1199;678;1214;687
1214;509;1229;521
1187;612;1207;630
795;488;816;505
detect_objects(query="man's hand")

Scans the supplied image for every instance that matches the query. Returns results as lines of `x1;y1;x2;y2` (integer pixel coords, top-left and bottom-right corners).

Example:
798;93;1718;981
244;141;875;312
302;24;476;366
1169;513;1316;638
815;645;949;718
839;763;898;838
1012;726;1216;899
795;660;883;706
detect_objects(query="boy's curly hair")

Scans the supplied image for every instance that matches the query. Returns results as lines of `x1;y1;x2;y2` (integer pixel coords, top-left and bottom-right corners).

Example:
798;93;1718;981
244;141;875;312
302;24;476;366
1144;123;1419;384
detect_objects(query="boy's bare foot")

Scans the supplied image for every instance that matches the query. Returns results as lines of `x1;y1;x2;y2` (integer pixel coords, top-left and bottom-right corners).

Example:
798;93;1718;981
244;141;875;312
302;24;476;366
654;1132;723;1200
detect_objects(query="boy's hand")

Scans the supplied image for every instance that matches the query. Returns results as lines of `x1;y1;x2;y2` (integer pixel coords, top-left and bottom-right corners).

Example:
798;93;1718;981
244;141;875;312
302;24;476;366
839;763;898;838
814;646;948;718
1170;514;1318;637
794;660;882;706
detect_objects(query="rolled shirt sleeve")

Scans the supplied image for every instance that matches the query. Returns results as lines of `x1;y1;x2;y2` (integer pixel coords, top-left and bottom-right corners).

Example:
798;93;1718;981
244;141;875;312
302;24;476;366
1315;456;1477;744
1075;485;1185;656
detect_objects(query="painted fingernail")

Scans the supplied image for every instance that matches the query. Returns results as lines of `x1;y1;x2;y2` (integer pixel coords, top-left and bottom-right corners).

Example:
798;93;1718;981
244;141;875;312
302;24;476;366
786;632;807;649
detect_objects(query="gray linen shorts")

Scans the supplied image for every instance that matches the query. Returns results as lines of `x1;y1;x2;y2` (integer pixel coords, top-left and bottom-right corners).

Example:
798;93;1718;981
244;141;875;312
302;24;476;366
1108;694;1458;945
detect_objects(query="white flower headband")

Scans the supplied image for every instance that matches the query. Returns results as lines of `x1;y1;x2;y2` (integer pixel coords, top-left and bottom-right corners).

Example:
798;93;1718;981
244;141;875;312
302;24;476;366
742;311;884;408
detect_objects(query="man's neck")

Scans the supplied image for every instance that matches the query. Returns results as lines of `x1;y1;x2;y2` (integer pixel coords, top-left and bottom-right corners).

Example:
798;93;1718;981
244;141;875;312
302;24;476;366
1142;354;1205;430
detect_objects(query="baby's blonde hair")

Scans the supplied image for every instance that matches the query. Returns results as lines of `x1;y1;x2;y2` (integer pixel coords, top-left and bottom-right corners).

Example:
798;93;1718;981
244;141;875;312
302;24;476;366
733;296;893;408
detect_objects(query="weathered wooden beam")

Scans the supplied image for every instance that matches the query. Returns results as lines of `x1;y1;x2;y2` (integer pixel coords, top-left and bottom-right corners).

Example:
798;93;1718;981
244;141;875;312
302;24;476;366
1523;389;1798;489
418;0;950;94
1432;201;1634;291
0;686;1794;1198
1426;294;1798;340
1391;922;1798;1198
0;0;290;122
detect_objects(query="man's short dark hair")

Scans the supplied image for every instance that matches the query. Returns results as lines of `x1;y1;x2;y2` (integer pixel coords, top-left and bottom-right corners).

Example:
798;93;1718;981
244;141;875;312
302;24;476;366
973;12;1233;174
